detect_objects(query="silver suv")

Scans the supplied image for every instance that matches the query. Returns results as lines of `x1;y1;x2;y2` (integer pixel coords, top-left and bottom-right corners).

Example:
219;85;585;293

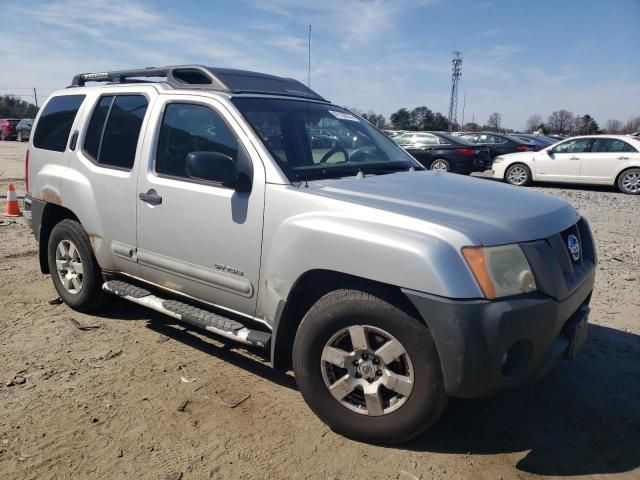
25;65;596;443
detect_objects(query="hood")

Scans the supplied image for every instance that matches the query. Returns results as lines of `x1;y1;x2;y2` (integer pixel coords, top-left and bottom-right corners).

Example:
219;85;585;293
309;171;578;246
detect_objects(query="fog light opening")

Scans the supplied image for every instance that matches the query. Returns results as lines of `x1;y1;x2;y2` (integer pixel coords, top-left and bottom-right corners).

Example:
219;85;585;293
501;339;533;377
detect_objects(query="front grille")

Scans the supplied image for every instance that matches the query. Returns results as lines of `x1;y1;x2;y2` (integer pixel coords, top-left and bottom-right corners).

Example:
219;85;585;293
520;218;596;300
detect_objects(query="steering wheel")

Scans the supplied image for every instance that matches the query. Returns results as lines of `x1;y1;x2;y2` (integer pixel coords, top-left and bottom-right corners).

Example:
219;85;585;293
349;146;379;163
319;146;349;164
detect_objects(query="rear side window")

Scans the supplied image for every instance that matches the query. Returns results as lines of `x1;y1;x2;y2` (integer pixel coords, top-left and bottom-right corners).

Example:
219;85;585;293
155;103;238;179
591;138;638;153
33;95;85;152
83;95;148;170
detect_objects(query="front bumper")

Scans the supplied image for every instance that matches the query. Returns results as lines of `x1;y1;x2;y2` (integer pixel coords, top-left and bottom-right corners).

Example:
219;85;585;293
403;268;594;398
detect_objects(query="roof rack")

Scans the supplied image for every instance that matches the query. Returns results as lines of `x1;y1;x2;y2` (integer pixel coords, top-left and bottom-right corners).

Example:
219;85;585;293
70;64;327;101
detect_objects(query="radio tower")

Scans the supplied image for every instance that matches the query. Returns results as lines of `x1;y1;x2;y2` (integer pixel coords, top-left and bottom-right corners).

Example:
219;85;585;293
447;51;462;128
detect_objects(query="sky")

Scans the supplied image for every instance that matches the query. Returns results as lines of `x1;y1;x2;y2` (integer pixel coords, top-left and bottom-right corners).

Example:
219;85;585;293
1;0;639;130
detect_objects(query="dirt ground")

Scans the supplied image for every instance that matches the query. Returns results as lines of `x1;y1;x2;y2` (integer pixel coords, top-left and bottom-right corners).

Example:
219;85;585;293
1;140;639;480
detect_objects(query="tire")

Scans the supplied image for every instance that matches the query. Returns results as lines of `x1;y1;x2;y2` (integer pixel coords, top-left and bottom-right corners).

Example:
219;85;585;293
293;289;447;444
0;132;5;141
17;132;23;142
505;163;532;186
429;159;450;172
617;168;640;195
47;219;107;312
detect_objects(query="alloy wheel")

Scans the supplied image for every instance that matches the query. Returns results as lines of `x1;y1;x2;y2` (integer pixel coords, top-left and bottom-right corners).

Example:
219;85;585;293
621;171;640;194
320;325;414;416
55;240;84;294
507;165;528;185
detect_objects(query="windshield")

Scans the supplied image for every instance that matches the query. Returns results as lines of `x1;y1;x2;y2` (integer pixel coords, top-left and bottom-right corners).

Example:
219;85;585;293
232;98;420;181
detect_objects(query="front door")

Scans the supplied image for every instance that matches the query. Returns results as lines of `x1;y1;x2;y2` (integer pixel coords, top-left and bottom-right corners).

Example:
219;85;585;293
135;96;265;316
535;138;590;181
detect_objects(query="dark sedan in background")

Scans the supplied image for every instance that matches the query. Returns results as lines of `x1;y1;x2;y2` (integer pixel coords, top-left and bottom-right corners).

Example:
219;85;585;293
394;131;492;173
510;133;558;150
16;118;33;142
458;132;536;159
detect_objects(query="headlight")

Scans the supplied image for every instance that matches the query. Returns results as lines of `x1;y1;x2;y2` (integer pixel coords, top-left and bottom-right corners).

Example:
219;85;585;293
492;157;504;164
462;245;536;299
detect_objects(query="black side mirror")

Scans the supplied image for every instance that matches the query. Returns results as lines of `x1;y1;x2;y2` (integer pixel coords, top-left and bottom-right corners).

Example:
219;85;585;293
186;151;238;186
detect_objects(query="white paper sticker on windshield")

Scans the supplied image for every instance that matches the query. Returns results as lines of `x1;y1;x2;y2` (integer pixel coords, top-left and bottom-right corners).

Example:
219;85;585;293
329;110;359;122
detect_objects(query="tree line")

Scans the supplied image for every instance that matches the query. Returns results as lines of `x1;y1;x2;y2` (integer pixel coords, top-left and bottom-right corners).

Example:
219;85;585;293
350;104;639;135
526;111;640;135
0;95;39;119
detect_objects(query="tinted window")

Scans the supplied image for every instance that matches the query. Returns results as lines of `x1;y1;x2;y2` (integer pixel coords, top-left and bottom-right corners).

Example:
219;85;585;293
82;95;148;170
100;96;148;169
84;96;113;162
552;139;590;154
33;95;85;152
156;103;238;179
591;138;638;153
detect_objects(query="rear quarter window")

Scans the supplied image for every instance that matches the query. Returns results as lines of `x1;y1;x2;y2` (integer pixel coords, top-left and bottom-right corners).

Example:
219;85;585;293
33;95;85;152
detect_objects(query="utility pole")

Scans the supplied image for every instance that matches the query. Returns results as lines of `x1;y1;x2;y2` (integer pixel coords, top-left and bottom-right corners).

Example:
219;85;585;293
447;51;462;129
33;87;38;108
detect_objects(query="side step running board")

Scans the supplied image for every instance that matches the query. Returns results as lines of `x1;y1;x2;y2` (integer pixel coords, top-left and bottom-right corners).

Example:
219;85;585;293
102;280;271;349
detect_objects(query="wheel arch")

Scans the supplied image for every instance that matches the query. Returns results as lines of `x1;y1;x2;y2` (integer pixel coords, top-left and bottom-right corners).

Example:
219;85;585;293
37;203;80;274
270;269;423;370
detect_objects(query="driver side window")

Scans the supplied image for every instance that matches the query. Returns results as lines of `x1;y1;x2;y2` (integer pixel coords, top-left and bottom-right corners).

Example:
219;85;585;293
552;139;590;154
155;103;238;179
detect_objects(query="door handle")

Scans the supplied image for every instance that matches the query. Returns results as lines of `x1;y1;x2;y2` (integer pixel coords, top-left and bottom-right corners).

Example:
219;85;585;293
569;156;580;161
618;156;630;160
138;189;162;205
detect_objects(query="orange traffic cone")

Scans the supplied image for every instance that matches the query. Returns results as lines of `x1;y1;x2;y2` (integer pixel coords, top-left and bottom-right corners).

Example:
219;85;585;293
3;184;22;217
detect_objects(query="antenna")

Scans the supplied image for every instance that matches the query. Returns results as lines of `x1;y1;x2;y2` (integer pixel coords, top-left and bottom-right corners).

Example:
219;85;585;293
460;89;466;129
447;51;462;130
307;24;311;92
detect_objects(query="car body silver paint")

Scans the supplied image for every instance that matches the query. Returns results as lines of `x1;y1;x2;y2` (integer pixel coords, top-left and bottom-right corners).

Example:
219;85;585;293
31;85;580;331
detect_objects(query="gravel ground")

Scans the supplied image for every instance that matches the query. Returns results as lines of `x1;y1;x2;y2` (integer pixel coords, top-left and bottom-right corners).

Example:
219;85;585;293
1;141;639;479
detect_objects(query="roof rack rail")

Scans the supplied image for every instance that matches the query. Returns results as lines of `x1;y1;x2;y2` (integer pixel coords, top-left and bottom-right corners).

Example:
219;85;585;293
70;64;327;101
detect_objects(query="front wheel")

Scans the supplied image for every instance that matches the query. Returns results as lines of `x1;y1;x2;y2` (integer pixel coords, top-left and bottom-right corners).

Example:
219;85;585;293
617;168;640;194
47;219;107;312
505;163;532;186
293;289;447;444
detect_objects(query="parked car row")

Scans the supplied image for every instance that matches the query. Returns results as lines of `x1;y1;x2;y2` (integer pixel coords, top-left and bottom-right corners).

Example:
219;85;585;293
0;118;33;141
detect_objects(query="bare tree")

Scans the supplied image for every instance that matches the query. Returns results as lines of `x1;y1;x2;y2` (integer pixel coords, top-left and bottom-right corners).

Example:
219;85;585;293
604;119;623;134
547;110;574;134
487;112;502;131
623;116;640;134
525;114;543;133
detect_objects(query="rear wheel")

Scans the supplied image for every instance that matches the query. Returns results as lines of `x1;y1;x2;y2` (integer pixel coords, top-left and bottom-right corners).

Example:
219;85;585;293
17;131;23;142
429;159;450;172
617;168;640;194
505;163;532;186
293;289;447;444
47;219;107;312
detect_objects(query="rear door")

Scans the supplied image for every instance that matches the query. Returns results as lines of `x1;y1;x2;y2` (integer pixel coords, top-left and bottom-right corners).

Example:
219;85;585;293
135;95;266;316
534;138;590;181
62;86;157;276
580;138;639;183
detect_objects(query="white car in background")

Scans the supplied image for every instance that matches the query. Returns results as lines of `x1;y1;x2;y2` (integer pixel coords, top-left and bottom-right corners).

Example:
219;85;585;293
491;135;640;194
